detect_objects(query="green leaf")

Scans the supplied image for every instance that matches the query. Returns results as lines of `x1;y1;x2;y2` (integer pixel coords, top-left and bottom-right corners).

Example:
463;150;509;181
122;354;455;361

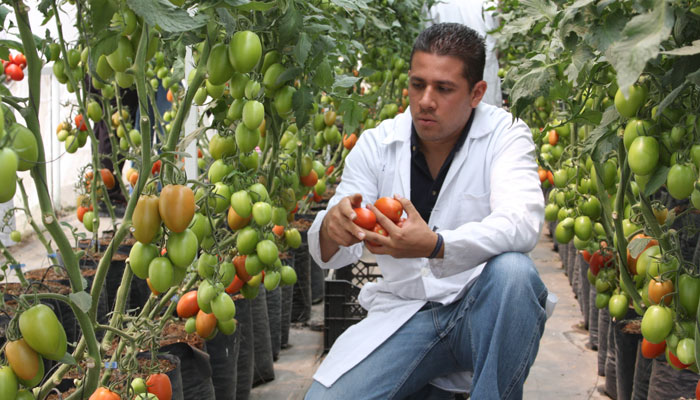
276;66;302;87
338;99;364;135
628;237;653;258
293;86;314;129
606;0;674;94
69;291;93;314
59;353;77;366
643;165;669;197
90;0;118;33
368;15;391;31
510;66;554;118
222;0;251;5
586;9;626;54
87;33;118;83
312;61;333;88
216;8;237;36
572;108;603;125
655;82;687;119
521;0;558;21
564;46;595;83
126;0;208;33
293;32;312;66
279;2;302;43
687;68;700;87
0;6;11;26
332;74;360;90
583;106;620;163
662;40;700;56
331;0;370;12
233;1;276;12
0;47;8;61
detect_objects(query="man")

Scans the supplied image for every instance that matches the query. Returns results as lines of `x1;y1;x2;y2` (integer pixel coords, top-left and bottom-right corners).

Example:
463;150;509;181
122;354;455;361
426;0;502;107
305;24;548;399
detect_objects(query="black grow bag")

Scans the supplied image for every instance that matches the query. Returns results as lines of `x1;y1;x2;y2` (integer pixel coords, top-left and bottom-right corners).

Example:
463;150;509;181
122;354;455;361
251;286;275;385
205;322;240;400
160;342;215;400
235;298;254;400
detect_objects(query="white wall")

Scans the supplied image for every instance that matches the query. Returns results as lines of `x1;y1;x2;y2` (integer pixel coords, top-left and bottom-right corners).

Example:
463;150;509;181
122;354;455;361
1;2;89;245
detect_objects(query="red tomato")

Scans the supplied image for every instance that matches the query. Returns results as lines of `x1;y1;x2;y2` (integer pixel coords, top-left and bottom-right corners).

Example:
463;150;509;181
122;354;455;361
74;114;87;131
77;206;89;222
176;291;200;318
12;53;26;69
374;197;403;223
668;348;691;370
546;170;554;186
5;63;23;81
151;160;162;175
147;373;172;400
353;208;376;230
580;250;592;263
641;338;665;359
588;249;613;276
300;170;319;187
226;275;245;294
538;168;547;183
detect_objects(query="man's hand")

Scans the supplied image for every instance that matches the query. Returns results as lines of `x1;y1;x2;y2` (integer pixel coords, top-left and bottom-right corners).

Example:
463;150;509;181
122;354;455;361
319;193;367;262
363;195;441;259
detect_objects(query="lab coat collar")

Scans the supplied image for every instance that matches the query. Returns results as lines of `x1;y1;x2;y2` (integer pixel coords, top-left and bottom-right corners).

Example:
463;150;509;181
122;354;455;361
381;104;494;146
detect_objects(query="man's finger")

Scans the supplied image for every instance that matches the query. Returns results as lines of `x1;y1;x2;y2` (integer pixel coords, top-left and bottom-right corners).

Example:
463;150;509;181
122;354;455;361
368;203;400;235
396;196;419;218
349;193;363;209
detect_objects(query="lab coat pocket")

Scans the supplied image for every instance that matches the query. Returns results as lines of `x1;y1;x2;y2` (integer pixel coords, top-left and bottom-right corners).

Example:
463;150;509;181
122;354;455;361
452;192;491;226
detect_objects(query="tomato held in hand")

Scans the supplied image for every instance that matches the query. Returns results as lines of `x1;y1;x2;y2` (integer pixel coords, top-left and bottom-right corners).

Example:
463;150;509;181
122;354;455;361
374;197;403;223
353;208;376;230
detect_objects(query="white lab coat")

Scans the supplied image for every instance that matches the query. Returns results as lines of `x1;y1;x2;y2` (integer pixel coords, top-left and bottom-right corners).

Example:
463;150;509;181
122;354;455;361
307;103;546;392
426;0;503;107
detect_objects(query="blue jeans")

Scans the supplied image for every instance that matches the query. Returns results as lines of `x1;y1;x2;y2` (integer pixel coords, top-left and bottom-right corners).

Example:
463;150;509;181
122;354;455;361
305;252;548;400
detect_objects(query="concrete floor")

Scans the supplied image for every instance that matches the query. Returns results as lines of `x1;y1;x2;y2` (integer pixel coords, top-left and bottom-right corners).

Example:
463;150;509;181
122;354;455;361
2;216;610;399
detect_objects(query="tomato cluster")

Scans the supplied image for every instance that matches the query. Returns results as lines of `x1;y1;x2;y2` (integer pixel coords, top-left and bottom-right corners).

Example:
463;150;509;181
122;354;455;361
2;52;26;81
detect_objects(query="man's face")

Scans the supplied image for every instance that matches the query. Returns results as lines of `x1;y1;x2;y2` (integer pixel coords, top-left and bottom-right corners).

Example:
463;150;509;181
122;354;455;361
408;51;485;145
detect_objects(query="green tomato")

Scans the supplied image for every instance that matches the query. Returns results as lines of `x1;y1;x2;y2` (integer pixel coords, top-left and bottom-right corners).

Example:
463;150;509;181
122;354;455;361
235;124;259;153
608;294;629;319
197;252;217;279
106;36;134;73
245;253;264;276
0;148;18;203
236;226;259;255
641;305;673;344
148;257;174;293
614;85;647;119
166;229;199;268
228;30;262;73
197;280;216;313
207;43;234;85
0;366;18;400
211;292;236;321
242;100;265;130
129;242;159;280
252;201;272;226
230;190;253;218
666;163;697;200
19;304;67;360
256;239;279;265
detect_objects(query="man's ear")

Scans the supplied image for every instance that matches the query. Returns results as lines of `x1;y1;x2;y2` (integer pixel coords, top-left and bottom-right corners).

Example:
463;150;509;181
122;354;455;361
470;80;487;107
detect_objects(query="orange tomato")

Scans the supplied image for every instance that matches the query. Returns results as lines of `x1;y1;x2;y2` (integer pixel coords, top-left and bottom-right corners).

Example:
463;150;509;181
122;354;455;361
548;129;558;146
343;133;358;150
146;373;172;400
100;168;115;190
300;170;318;187
195;310;217;338
648;277;673;306
626;234;658;275
159;184;195;233
176;291;200;319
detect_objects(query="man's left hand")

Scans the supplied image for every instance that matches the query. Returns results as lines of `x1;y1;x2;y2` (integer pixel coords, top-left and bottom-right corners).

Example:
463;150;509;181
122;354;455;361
363;195;440;259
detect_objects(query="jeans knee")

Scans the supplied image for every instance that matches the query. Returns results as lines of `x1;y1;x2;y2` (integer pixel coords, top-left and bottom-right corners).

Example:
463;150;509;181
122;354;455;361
485;252;544;297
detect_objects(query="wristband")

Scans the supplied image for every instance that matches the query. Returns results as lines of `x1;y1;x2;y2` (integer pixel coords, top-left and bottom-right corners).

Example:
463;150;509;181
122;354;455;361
428;233;443;259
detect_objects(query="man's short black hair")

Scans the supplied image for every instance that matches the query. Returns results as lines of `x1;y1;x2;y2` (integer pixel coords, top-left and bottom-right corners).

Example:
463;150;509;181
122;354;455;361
410;23;486;88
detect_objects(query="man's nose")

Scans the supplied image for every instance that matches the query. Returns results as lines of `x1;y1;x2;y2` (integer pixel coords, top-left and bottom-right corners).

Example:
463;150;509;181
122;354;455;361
418;87;436;110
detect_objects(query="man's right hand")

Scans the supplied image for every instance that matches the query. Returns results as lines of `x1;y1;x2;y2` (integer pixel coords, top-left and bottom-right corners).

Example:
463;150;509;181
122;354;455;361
319;193;366;262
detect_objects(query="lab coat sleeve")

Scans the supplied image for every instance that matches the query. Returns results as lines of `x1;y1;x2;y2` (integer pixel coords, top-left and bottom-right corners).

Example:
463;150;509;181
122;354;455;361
307;127;383;270
429;117;544;278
